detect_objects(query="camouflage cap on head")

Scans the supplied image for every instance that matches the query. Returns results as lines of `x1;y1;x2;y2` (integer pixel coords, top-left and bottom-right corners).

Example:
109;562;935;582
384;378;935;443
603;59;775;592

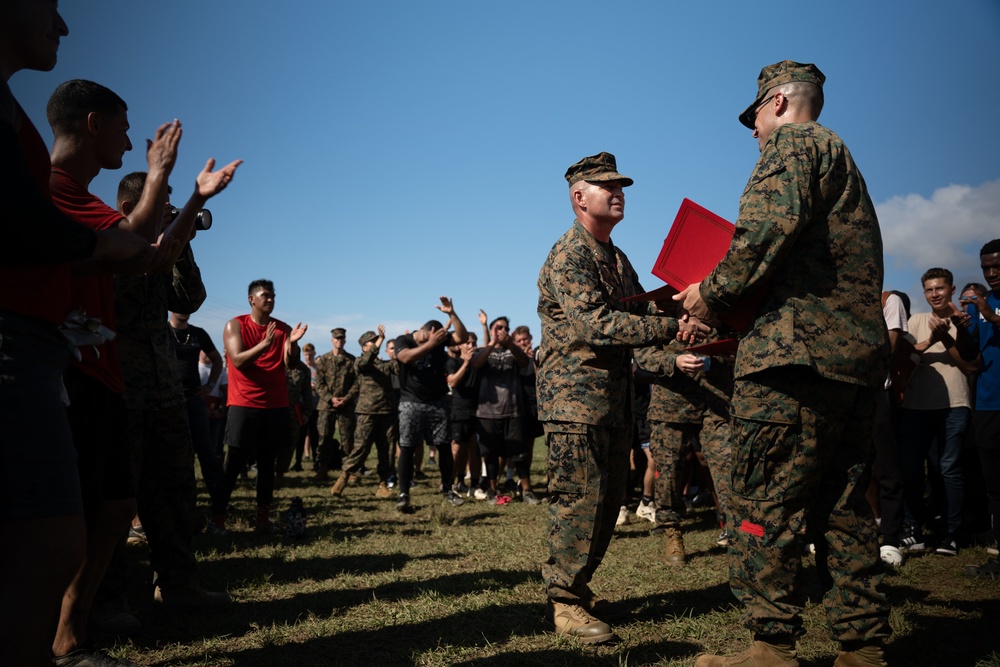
331;327;346;339
738;60;826;129
358;330;378;347
564;152;633;187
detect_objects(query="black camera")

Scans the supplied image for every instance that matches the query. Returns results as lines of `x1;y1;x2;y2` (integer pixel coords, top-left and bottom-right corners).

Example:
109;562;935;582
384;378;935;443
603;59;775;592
169;206;213;231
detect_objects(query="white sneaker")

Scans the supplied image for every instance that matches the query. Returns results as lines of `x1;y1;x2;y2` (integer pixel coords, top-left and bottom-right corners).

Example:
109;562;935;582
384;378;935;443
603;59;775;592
880;544;904;568
473;487;488;501
615;505;629;527
635;499;657;524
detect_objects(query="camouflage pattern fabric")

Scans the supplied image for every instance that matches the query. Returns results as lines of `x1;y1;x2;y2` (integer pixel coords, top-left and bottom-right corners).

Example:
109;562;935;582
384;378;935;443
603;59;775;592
700;122;889;389
277;360;313;474
354;346;399;415
126;406;198;588
542;423;631;602
113;243;204;587
727;367;889;643
315;350;359;464
114;244;206;410
537;218;682;602
536;220;679;428
643;337;735;524
343;413;397;480
699;120;890;642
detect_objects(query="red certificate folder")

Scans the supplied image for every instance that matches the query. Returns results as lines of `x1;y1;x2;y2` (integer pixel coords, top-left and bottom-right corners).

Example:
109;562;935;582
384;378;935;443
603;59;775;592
624;198;758;332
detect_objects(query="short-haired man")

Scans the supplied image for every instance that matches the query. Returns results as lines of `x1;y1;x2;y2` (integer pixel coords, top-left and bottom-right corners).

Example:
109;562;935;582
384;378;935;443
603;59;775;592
113;172;235;615
898;268;979;557
212;279;307;533
676;61;892;666
313;327;358;480
0;7;150;663
297;342;320;471
538;152;706;643
332;325;399;498
394;297;470;511
46;78;238;661
963;240;1000;577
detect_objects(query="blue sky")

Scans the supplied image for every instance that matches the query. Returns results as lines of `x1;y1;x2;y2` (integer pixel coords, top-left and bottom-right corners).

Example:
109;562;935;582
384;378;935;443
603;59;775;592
12;0;1000;354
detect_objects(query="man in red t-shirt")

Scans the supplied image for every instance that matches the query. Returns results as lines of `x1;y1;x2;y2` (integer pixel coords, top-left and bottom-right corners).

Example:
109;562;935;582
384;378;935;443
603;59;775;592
212;279;307;534
45;78;240;662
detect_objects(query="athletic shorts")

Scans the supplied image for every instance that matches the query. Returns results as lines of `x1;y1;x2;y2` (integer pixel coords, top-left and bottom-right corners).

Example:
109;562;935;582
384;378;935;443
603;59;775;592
64;365;136;517
478;416;527;462
0;311;83;519
225;405;290;456
399;399;449;448
451;417;477;443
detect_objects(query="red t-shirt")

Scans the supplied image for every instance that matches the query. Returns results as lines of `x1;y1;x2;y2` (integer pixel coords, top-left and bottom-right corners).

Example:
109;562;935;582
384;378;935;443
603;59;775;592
0;109;74;324
49;167;124;392
226;314;291;409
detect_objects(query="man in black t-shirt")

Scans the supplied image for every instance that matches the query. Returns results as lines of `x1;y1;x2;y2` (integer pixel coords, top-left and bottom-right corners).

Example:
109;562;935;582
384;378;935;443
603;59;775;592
393;297;469;512
446;332;481;496
170;311;225;502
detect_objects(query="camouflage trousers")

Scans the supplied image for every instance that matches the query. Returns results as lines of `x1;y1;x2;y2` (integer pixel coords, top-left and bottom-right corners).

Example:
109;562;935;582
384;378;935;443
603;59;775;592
126;405;198;588
316;409;356;468
649;413;732;526
275;406;302;475
727;367;889;643
542;421;631;602
343;413;398;480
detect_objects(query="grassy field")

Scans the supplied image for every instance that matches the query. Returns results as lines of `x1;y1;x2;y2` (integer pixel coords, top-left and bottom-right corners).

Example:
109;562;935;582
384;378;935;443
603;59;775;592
106;445;1000;667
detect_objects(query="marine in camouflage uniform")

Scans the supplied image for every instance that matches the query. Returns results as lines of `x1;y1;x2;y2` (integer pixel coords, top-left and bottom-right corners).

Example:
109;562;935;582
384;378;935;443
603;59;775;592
642;334;734;562
680;62;890;667
111;234;226;608
537;152;704;643
278;352;313;476
314;327;358;477
333;328;399;496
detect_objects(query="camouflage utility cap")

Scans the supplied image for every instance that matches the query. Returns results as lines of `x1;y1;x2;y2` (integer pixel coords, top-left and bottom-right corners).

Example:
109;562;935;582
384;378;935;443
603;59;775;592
358;330;378;347
739;60;826;129
331;327;347;339
564;152;633;187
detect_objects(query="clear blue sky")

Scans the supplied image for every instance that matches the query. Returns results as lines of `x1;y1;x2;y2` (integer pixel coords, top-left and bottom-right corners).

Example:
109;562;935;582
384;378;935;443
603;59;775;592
12;0;1000;354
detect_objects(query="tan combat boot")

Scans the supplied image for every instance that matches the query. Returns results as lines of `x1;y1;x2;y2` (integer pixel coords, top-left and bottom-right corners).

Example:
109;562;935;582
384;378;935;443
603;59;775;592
348;473;361;485
312;463;329;482
375;481;393;498
833;645;887;667
544;600;614;644
695;639;799;667
664;526;686;565
330;473;349;496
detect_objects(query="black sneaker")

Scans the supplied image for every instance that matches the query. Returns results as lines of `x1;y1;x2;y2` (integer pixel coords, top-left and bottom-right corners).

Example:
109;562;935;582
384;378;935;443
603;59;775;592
396;494;412;513
934;538;958;556
442;489;465;506
901;525;925;552
964;557;1000;578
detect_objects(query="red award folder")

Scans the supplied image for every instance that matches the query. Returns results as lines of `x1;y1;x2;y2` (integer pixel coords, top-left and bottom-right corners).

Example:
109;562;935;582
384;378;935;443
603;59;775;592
624;198;758;331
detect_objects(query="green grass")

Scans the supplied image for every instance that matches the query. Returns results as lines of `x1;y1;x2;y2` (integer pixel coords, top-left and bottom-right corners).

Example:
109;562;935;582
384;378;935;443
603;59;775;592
106;445;1000;666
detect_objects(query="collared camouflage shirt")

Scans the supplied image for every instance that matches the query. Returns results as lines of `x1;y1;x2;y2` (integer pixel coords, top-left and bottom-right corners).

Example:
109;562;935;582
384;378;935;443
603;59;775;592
700;122;889;388
353;346;398;415
315;349;358;412
113;244;206;410
536;219;679;427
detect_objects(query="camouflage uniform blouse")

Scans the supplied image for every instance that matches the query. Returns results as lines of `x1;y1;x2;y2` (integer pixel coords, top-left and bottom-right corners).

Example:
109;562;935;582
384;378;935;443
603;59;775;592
353;346;398;415
314;350;358;412
645;338;734;424
700;122;888;389
537;220;679;427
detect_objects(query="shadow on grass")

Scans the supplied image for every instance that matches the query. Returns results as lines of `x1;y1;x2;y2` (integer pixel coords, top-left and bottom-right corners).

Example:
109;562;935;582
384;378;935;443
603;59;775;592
128;567;541;649
215;602;709;667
